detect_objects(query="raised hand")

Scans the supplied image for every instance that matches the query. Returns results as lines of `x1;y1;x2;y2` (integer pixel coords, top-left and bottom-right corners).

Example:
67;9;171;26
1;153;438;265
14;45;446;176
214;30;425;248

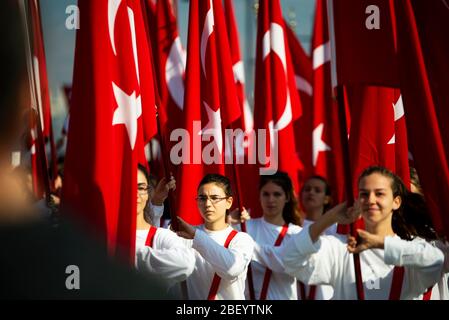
176;216;196;240
347;229;384;254
227;207;251;225
152;175;176;206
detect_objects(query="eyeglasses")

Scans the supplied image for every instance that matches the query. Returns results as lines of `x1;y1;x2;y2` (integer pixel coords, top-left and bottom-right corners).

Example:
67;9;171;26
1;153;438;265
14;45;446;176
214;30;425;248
195;195;228;204
137;185;152;196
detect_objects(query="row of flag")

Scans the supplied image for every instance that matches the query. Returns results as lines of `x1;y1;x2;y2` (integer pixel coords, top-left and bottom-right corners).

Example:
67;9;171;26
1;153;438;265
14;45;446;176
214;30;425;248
24;0;449;265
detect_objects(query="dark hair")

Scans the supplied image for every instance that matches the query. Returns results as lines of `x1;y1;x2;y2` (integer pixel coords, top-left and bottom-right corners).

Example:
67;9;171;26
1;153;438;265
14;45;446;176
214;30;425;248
259;171;302;226
137;164;153;224
409;167;423;195
358;166;412;240
197;174;233;197
301;175;332;213
402;192;441;241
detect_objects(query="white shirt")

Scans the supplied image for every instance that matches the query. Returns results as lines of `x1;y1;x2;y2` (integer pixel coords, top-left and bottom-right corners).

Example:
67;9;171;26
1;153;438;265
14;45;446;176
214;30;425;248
184;225;255;300
149;203;164;227
240;218;302;300
135;228;194;290
300;219;338;300
427;240;449;300
282;225;444;300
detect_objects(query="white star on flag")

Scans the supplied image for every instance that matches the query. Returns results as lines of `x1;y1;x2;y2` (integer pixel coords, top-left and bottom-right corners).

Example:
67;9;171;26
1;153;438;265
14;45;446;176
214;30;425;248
313;123;331;166
388;95;405;145
112;81;142;150
199;101;223;153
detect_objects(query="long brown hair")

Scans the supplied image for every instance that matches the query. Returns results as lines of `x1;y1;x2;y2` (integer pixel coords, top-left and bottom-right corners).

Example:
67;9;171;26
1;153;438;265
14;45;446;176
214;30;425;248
259;171;303;226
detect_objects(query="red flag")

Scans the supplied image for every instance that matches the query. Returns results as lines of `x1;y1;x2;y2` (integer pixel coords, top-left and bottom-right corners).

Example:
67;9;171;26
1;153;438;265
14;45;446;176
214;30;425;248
393;0;449;238
152;0;186;135
223;0;253;135
29;0;57;190
130;0;158;146
311;0;347;203
285;22;314;186
346;86;410;194
175;0;241;224
62;0;151;263
222;0;259;216
330;0;398;87
253;0;303;200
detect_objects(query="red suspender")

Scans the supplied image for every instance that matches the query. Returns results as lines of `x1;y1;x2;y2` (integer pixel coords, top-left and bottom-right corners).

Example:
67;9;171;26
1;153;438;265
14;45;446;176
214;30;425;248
298;282;317;300
422;287;433;300
144;226;158;248
207;229;238;300
259;224;289;300
388;266;405;300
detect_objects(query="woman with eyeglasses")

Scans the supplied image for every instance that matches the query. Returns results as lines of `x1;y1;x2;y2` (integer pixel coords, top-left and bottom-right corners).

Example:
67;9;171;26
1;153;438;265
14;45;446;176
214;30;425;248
135;164;194;292
231;171;303;300
176;174;255;300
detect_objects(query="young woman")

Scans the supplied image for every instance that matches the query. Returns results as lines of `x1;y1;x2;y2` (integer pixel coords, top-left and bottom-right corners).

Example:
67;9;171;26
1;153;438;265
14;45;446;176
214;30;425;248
237;171;303;300
282;166;444;299
298;176;336;300
301;176;336;235
134;165;194;291
176;174;254;300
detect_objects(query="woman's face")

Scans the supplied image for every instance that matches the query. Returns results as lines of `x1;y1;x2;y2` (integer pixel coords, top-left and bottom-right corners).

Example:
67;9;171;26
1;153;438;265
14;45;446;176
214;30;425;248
301;178;329;213
137;169;150;216
197;183;232;225
358;173;401;228
260;181;288;219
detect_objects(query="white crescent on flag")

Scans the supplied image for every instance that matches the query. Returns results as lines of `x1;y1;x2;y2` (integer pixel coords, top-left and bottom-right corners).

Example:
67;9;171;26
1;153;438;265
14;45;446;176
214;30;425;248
201;0;214;78
263;22;292;132
108;0;142;150
166;36;186;110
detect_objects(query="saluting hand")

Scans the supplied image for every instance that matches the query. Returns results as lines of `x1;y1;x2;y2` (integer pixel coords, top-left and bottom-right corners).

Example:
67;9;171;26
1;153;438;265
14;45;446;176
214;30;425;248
227;207;251;225
152;175;176;206
347;229;385;254
176;216;196;240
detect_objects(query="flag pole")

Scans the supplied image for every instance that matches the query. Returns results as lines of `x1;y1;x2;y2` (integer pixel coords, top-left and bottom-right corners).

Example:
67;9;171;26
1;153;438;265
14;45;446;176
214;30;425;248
230;142;256;300
19;0;52;205
327;0;364;300
155;109;179;232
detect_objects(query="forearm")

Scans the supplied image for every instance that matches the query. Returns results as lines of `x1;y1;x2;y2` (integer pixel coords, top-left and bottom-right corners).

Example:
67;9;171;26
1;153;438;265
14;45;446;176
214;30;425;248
309;210;338;243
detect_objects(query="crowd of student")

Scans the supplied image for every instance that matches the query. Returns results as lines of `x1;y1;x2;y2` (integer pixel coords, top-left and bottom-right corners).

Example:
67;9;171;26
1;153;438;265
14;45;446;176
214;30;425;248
132;163;448;300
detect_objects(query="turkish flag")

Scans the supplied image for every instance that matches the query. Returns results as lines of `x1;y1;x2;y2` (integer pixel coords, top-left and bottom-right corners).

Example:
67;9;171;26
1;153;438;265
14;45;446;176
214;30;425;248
393;0;449;238
175;0;241;224
330;0;398;87
146;0;186;179
311;0;347;203
285;22;314;187
222;0;259;216
62;0;151;263
253;0;303;198
346;86;410;195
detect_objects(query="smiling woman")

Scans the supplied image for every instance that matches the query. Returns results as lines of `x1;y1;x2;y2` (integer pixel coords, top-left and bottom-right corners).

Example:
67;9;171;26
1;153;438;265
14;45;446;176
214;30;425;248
282;166;445;300
176;173;255;300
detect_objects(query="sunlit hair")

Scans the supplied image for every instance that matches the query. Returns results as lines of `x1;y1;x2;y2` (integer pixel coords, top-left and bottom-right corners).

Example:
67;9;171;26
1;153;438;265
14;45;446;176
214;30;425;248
197;174;233;197
259;171;302;226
